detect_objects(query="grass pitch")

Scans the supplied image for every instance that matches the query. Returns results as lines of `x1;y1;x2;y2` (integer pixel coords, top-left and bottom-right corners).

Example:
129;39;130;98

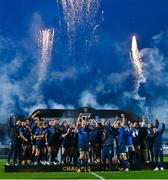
1;159;168;179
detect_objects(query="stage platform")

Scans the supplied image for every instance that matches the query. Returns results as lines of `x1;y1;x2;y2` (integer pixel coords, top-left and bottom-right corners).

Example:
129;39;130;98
4;163;168;172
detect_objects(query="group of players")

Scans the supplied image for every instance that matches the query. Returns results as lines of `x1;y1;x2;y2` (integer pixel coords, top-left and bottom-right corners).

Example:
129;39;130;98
7;111;165;171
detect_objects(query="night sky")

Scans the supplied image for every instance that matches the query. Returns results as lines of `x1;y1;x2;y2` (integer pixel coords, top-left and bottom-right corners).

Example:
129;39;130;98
0;0;168;124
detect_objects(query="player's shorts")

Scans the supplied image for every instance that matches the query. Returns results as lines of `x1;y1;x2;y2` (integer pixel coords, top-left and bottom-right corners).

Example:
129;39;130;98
35;140;45;148
126;144;135;152
118;144;126;154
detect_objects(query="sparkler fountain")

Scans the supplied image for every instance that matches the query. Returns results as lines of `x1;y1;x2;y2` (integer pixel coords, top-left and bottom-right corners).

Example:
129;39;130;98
130;35;148;116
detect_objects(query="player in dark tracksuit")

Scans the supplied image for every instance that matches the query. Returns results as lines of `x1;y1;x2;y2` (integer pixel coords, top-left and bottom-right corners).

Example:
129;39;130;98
101;120;118;170
45;121;59;165
153;123;165;171
147;123;155;162
69;122;79;165
61;122;71;164
7;115;21;165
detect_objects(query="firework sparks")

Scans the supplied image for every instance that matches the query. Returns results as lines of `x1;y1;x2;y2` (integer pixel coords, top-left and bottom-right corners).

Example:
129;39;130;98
37;28;54;87
130;35;146;85
59;0;101;50
130;35;147;114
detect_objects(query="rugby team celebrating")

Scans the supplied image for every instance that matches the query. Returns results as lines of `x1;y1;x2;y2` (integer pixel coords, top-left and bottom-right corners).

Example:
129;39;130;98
7;111;165;171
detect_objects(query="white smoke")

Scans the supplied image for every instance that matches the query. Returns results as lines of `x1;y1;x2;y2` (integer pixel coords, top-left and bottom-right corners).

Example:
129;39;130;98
139;32;168;130
36;28;55;89
48;100;74;109
79;90;118;109
0;13;70;123
141;48;165;85
50;67;78;82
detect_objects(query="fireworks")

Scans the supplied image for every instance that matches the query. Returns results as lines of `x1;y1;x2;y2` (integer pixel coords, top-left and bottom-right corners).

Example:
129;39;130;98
59;0;101;50
37;28;55;87
130;35;147;114
130;35;146;86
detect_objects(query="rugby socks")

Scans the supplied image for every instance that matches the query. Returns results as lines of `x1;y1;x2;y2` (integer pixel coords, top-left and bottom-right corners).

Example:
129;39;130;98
123;160;129;168
47;154;51;163
34;155;39;164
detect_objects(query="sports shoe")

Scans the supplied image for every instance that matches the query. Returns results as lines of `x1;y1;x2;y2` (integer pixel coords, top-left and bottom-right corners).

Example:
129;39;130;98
154;167;159;171
46;161;50;165
124;168;129;172
160;167;164;171
6;162;10;166
34;162;38;165
53;161;57;165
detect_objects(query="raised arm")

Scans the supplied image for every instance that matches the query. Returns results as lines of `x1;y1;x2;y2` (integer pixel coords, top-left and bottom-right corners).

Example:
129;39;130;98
154;119;159;128
8;115;15;128
74;113;82;133
31;110;41;120
112;116;119;127
160;123;165;134
121;114;126;127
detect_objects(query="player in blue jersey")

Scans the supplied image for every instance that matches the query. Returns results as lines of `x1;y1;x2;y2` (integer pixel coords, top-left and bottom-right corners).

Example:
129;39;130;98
125;122;135;165
45;120;58;165
75;113;90;171
116;114;130;171
19;119;32;165
29;111;41;164
34;121;46;165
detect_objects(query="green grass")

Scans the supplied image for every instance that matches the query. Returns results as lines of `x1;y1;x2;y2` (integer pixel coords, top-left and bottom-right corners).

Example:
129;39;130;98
97;171;168;179
164;156;168;162
1;159;168;179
